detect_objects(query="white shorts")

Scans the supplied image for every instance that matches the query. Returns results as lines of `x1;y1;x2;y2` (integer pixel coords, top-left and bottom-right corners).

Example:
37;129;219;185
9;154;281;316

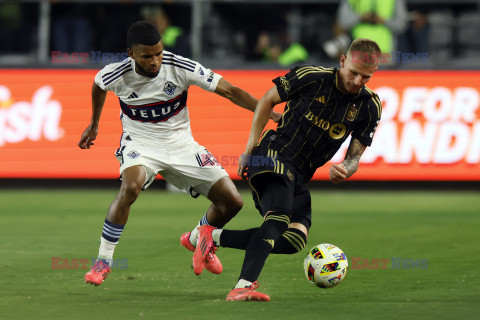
115;133;229;197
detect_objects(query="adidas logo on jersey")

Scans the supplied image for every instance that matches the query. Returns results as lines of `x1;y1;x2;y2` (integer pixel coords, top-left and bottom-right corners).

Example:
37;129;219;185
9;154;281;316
127;92;138;99
315;96;325;104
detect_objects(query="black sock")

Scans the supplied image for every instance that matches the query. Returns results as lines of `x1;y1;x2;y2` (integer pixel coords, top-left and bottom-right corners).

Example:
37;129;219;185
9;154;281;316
238;216;290;282
221;227;307;254
220;228;258;249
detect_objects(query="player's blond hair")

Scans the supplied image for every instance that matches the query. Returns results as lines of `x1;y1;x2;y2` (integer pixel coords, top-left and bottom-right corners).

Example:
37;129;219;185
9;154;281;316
346;38;382;66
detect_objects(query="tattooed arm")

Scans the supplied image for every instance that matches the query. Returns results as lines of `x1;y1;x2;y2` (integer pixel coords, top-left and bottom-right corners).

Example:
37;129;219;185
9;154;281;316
329;138;367;183
342;138;367;177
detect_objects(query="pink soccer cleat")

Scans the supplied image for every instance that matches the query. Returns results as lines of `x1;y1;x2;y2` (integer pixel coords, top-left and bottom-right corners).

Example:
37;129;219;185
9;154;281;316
180;232;196;252
85;259;111;286
180;231;222;274
226;281;270;302
204;248;223;274
192;225;219;275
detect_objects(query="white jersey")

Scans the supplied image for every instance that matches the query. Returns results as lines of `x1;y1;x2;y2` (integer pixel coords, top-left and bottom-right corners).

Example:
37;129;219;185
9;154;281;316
94;51;222;149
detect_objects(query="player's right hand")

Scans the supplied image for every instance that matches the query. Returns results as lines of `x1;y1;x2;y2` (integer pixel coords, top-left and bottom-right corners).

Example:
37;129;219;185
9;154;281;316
78;125;98;149
237;152;251;180
329;163;348;183
270;111;283;123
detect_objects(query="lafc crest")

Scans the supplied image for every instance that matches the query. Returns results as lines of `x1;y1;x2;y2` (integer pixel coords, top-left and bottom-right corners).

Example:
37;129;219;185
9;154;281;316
346;104;358;121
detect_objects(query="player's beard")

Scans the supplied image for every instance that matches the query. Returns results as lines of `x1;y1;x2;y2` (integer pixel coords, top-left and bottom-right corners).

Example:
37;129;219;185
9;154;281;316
135;62;159;78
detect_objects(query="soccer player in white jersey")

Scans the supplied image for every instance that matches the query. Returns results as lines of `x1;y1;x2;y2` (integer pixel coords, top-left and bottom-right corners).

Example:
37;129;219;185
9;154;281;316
79;21;280;286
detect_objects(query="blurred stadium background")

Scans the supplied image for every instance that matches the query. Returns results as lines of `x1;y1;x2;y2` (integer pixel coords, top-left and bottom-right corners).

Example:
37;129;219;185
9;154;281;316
1;0;480;186
1;1;479;319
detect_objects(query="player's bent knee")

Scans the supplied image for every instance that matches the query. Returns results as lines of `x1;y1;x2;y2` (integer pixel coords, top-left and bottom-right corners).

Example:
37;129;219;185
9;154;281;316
208;177;243;215
217;192;243;217
228;193;244;213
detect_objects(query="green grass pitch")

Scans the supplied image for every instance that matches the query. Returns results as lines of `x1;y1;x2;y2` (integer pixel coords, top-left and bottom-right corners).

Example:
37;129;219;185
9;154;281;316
0;188;479;319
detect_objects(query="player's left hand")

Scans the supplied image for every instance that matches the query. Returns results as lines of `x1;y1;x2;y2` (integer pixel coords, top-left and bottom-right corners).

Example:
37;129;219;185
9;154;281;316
329;163;348;183
270;111;283;123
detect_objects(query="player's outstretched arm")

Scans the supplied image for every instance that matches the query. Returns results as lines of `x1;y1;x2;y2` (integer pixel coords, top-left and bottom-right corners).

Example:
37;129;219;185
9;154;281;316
329;138;367;183
78;82;107;149
238;86;283;179
214;78;282;123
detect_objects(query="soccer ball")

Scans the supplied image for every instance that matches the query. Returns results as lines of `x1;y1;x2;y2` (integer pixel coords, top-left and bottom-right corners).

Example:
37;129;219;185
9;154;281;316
303;243;348;288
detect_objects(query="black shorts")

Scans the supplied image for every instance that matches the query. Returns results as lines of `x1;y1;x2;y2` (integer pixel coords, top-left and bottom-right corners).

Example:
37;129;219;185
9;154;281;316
247;146;312;229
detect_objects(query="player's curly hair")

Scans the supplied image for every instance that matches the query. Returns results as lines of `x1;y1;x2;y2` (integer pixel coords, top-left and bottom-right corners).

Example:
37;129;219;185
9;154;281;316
127;21;162;49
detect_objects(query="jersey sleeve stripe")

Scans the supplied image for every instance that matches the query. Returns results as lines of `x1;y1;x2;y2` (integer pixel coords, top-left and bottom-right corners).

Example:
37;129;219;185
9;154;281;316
315;66;334;72
373;95;382;117
103;63;132;82
365;87;382;117
296;66;333;78
298;70;333;79
102;61;130;77
370;94;382;117
104;68;132;86
162;54;196;68
296;67;318;77
174;57;196;68
371;98;381;117
162;57;196;70
296;66;332;74
102;62;131;81
162;55;196;67
162;61;195;72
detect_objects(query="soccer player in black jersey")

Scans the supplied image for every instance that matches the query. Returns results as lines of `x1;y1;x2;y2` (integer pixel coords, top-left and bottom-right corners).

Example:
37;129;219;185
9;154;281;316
192;38;382;301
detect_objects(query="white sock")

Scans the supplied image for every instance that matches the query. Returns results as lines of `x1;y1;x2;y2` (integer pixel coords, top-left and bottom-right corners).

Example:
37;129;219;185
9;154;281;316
234;279;253;289
189;224;200;246
212;229;223;247
98;236;117;266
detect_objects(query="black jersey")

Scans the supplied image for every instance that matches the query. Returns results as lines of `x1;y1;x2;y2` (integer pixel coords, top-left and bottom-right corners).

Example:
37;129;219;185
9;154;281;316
259;65;382;180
